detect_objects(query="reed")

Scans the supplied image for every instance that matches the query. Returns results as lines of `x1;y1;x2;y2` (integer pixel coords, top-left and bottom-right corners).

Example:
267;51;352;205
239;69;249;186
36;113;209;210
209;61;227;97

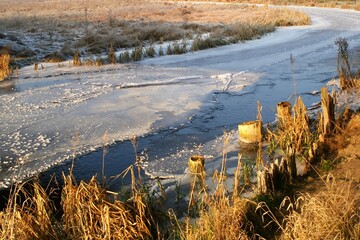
0;50;12;81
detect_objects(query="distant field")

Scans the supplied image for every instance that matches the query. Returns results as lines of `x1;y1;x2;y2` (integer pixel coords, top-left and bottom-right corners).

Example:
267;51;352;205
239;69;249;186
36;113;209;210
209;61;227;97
0;0;310;68
0;0;310;26
165;0;360;9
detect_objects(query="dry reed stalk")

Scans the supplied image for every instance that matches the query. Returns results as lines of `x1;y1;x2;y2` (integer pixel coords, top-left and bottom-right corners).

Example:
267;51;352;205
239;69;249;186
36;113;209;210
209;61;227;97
102;130;108;183
0;51;11;81
233;153;243;199
0;181;58;240
340;75;360;90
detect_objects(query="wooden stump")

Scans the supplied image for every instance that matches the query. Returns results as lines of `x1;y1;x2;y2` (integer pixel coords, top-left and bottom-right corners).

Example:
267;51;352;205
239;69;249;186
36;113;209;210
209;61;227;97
257;158;291;194
276;101;292;129
188;155;205;174
287;154;297;182
257;169;268;194
321;87;335;136
238;120;262;143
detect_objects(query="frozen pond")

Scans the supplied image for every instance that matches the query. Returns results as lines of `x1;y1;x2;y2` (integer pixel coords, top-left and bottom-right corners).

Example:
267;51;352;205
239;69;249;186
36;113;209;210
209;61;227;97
1;6;360;189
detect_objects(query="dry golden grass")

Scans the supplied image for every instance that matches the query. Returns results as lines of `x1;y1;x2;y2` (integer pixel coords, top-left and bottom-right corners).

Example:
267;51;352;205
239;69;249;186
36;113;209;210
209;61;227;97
185;195;259;240
0;181;59;239
0;51;12;81
281;176;360;239
62;173;153;239
0;166;156;240
169;0;360;10
339;75;360;90
107;3;310;27
0;1;310;29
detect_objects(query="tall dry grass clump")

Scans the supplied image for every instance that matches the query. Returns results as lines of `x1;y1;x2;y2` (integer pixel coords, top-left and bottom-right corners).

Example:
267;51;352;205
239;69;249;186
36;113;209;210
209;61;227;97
61;169;154;239
0;167;157;239
281;176;360;239
0;182;60;240
0;50;12;81
185;195;259;240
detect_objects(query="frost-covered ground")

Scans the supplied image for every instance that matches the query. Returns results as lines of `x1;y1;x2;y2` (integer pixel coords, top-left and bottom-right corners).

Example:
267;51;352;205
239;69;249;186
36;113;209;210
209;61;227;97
1;6;360;189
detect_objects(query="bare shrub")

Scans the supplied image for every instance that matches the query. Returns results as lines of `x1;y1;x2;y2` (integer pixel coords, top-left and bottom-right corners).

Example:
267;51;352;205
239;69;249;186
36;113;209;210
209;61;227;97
131;45;143;61
144;45;156;58
220;23;275;41
166;44;173;55
158;46;164;56
121;21;186;43
119;50;131;63
335;37;360;89
82;55;105;66
191;35;228;51
171;40;187;55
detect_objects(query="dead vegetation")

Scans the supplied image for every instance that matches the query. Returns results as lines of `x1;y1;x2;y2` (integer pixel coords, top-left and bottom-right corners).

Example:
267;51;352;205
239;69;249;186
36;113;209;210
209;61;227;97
0;50;12;81
0;181;60;239
61;173;155;239
281;177;360;239
0;167;159;239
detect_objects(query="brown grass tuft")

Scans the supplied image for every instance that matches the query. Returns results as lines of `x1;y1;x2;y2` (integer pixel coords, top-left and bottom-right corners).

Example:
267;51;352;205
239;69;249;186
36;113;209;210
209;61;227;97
0;181;59;239
61;171;154;239
281;176;360;239
0;50;12;81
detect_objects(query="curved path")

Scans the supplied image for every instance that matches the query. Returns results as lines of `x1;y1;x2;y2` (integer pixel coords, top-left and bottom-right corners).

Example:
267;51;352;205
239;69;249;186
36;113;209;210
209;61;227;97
0;6;359;188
